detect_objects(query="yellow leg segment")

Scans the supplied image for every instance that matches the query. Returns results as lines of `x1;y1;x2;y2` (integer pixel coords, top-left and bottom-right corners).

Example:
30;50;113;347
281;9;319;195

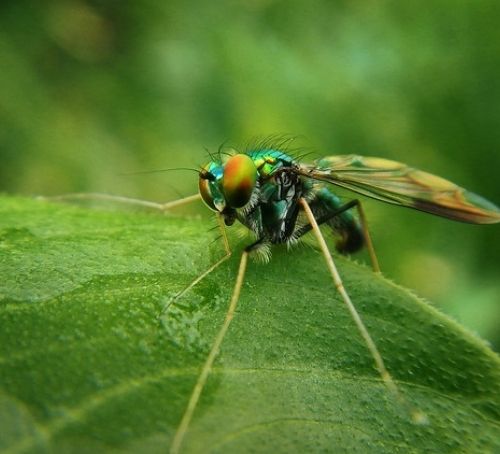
299;198;425;424
38;192;202;211
170;250;249;454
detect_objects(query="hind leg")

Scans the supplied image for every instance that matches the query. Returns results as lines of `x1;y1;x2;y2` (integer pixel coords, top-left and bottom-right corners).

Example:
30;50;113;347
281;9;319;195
299;198;424;423
297;192;380;273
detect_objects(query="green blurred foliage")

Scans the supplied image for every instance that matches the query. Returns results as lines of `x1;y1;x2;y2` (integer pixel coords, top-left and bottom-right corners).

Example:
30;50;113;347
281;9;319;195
1;0;499;348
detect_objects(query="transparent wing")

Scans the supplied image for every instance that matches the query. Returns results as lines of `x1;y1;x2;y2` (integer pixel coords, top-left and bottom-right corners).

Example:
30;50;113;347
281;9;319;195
298;155;500;224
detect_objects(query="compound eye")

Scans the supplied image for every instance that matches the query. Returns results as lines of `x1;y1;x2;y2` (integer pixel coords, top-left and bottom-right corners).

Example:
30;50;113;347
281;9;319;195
198;173;217;211
222;154;258;208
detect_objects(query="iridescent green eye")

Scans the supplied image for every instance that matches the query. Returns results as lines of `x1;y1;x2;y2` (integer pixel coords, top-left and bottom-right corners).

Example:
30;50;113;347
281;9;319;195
198;171;217;211
222;154;258;208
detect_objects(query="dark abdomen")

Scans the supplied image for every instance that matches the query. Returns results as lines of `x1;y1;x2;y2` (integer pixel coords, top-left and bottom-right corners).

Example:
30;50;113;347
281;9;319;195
311;187;365;254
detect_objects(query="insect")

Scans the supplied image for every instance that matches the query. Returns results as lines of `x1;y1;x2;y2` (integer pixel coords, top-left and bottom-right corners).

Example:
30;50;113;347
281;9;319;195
52;141;500;453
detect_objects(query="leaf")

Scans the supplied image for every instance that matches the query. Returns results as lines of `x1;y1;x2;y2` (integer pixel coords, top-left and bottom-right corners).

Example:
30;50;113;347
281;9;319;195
0;195;499;453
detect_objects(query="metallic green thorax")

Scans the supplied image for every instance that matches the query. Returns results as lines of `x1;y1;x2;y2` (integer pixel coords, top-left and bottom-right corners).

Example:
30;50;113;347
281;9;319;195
199;149;363;252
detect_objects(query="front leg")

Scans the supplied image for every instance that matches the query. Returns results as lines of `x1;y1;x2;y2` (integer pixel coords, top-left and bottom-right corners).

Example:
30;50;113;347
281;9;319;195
169;236;267;454
38;192;202;212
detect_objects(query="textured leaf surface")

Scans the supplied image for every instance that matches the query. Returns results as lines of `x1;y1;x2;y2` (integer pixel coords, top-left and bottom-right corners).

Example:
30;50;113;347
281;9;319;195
0;196;499;453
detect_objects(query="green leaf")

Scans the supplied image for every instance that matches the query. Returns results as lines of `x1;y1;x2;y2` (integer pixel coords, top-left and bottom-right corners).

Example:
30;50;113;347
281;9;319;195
0;195;499;453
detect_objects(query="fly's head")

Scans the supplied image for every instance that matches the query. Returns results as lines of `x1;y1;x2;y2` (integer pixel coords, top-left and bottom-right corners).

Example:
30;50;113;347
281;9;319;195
198;154;258;226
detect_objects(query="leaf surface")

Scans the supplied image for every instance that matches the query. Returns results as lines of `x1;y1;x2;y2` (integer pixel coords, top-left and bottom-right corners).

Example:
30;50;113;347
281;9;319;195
0;196;499;453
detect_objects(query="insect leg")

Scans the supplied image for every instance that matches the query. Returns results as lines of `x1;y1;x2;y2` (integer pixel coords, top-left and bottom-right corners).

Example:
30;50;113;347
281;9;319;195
299;198;425;423
296;199;380;273
158;215;231;318
170;239;263;454
38;192;202;211
294;200;358;237
354;200;380;273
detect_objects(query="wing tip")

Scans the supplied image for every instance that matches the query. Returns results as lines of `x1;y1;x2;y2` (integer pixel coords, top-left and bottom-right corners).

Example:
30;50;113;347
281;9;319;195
464;191;500;224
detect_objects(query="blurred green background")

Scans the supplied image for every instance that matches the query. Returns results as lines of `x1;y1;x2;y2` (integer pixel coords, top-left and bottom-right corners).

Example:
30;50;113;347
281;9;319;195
1;0;499;349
